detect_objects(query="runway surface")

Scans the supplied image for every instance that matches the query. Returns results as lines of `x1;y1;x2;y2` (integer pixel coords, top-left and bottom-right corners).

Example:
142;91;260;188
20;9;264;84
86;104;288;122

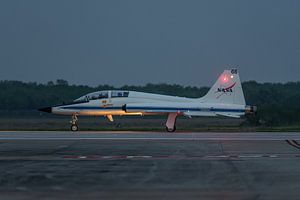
0;131;300;200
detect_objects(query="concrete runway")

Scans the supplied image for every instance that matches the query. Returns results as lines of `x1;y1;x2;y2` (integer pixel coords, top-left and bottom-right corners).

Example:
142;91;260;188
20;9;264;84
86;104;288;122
0;131;300;200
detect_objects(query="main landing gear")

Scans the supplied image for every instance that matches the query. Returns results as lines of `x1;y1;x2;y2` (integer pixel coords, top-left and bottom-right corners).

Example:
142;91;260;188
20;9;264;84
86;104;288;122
166;126;176;132
165;113;178;132
70;114;78;131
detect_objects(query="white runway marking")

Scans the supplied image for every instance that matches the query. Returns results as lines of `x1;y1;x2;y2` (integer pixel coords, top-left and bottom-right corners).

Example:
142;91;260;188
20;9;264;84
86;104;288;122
60;154;300;160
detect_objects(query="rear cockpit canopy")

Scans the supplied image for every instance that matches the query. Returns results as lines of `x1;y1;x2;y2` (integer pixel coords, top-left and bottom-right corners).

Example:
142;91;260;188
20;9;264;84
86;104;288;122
74;90;129;102
111;91;129;98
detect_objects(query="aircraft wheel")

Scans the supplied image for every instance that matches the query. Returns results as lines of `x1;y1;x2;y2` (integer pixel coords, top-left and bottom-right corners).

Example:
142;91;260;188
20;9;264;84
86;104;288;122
71;124;79;132
166;126;176;132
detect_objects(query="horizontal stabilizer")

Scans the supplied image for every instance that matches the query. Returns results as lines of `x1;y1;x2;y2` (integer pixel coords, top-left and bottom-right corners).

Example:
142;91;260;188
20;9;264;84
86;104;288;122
183;111;216;117
215;112;241;118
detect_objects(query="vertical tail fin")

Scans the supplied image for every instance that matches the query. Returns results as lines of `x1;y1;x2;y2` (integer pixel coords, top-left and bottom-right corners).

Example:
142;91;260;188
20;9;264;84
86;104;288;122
202;69;246;105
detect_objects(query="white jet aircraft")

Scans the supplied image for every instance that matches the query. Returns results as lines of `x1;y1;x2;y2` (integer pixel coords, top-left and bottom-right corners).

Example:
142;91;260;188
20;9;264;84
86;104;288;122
39;69;256;132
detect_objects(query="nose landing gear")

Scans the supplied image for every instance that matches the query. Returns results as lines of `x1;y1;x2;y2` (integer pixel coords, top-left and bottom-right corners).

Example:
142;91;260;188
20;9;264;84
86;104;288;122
70;115;79;131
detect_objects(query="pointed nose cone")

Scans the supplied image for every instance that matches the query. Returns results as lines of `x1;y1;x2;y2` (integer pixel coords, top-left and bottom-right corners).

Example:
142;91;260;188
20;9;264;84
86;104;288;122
38;107;52;113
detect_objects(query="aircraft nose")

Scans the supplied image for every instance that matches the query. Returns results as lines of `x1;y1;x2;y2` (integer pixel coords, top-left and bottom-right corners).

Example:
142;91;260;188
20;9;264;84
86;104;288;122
38;107;52;113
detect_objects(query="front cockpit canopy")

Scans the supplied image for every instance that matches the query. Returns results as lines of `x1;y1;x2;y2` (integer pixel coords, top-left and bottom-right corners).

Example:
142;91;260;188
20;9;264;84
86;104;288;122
74;90;129;102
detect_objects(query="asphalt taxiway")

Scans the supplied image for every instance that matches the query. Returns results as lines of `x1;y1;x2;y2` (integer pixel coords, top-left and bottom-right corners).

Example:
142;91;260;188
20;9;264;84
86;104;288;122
0;131;300;200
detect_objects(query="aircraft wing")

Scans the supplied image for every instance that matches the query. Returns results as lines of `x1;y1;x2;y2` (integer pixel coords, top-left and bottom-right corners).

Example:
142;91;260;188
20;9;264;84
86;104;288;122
124;103;244;118
124;103;185;114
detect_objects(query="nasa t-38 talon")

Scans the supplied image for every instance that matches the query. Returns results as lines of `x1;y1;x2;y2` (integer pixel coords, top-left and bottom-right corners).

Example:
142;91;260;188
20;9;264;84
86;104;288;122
38;69;257;132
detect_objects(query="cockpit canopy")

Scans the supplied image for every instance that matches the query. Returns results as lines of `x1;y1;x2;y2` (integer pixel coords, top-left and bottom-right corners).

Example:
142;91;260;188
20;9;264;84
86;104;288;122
74;90;129;102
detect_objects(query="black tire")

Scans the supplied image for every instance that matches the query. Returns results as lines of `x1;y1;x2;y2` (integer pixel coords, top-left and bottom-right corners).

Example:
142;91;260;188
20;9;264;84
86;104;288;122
166;126;176;132
71;124;78;132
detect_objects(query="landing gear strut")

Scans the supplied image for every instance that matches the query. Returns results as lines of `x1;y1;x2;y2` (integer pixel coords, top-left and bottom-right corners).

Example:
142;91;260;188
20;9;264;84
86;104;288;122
70;114;78;131
165;113;178;132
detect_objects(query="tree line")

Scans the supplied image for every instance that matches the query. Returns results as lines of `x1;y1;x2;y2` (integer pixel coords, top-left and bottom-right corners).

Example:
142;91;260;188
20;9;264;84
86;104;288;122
0;79;300;126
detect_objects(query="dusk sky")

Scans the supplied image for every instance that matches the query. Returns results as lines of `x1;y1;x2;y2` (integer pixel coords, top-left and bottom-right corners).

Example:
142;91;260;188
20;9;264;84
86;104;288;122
0;0;299;87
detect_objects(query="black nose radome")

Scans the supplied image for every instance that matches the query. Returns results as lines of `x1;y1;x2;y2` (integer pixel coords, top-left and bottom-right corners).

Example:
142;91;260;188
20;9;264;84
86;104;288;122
38;107;52;113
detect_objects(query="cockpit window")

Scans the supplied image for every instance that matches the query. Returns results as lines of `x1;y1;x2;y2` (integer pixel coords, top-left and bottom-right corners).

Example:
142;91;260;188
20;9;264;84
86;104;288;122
73;96;89;103
89;91;108;100
74;91;109;102
111;91;129;98
74;90;129;102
